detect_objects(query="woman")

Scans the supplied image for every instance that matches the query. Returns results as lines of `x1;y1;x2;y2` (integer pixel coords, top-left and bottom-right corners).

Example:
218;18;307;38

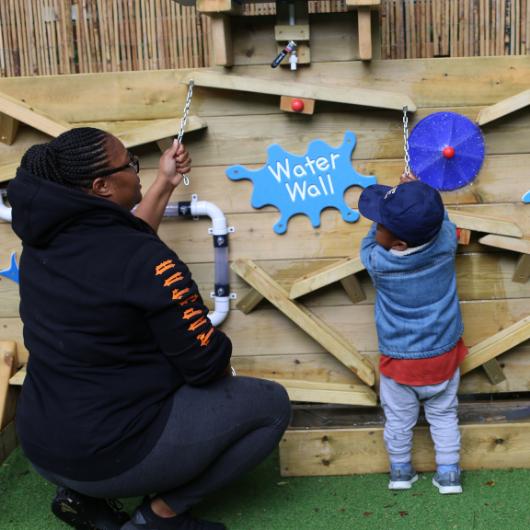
8;128;291;530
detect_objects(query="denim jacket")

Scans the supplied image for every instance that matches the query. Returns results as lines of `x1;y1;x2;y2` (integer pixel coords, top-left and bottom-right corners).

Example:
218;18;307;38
360;216;463;359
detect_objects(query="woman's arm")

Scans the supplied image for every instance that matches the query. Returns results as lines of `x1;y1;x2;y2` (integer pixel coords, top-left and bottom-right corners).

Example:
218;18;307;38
134;141;192;232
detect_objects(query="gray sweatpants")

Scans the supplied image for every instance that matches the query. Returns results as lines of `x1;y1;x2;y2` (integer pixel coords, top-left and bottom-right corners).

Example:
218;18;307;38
379;369;461;466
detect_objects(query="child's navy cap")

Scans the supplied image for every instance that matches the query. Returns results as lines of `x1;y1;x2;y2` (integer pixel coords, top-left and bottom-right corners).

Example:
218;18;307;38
358;180;445;246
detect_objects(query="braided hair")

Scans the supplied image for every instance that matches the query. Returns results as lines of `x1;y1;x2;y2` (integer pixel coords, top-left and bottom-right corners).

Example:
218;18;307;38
20;127;112;189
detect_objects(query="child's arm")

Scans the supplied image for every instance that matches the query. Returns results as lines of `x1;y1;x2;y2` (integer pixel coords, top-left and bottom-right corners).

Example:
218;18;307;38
360;223;378;272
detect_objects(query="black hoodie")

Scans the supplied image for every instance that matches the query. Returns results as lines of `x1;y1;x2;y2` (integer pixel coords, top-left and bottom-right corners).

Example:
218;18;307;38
8;168;232;480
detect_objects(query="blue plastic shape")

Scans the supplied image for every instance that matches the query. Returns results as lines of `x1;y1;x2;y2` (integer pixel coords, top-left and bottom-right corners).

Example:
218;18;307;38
226;131;376;234
408;112;485;191
523;190;530;204
0;251;19;284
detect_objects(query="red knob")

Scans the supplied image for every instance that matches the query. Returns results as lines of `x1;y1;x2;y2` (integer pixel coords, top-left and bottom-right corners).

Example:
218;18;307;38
442;146;455;159
291;98;304;112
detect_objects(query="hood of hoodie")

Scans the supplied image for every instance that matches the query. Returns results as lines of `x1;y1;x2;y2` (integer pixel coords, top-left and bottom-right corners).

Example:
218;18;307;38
7;166;146;247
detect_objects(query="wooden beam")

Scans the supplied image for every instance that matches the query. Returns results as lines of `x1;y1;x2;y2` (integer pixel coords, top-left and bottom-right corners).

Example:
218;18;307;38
461;316;530;375
346;0;381;6
280;421;530;476
209;15;233;67
479;234;530;255
0;341;17;429
117;116;207;149
271;378;377;406
357;7;373;60
274;25;310;42
513;255;530;284
235;288;264;314
289;257;365;299
185;71;417;112
8;365;25;386
447;209;523;238
476;88;530;126
231;259;376;386
196;0;242;14
482;359;507;385
0;113;19;145
0;90;70;138
340;276;366;303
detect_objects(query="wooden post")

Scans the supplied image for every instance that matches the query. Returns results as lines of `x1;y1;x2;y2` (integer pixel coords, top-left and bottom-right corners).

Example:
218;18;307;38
513;255;530;284
346;0;381;61
0;113;19;145
340;276;366;304
482;359;507;385
209;14;233;67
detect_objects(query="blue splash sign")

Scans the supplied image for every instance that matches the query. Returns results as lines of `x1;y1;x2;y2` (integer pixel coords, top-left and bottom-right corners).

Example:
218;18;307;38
523;190;530;204
226;131;376;234
0;251;19;284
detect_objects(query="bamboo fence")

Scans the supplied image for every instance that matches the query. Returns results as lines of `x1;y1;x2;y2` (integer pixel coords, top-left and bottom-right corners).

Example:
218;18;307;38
0;0;528;77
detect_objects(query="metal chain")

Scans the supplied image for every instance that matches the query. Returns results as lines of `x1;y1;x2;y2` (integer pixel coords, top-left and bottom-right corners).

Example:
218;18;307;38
177;80;194;186
402;105;411;178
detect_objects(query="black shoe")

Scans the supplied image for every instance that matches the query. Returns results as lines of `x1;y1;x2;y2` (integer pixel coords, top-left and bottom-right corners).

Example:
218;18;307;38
121;498;225;530
51;486;130;530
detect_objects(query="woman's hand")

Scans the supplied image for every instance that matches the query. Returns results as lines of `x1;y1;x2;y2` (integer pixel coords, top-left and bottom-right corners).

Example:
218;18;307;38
399;171;418;184
158;140;192;188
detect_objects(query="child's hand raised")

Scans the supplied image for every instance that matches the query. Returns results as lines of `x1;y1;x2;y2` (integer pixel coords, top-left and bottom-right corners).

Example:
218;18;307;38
400;172;418;184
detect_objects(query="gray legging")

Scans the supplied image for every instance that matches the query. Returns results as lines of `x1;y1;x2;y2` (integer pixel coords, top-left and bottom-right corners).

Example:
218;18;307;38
35;376;292;515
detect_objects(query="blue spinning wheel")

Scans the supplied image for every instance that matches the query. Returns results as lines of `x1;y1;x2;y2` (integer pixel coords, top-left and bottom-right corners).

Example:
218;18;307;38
408;112;485;191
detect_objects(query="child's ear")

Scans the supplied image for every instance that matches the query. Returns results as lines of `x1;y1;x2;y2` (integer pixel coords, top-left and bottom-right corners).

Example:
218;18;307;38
391;240;409;251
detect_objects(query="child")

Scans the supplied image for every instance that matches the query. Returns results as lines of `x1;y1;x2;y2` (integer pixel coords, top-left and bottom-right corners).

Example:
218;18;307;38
358;175;468;495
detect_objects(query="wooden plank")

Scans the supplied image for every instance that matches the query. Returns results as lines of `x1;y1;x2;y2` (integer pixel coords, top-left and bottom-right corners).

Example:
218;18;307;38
0;56;529;123
116;115;207;149
0;90;69;138
289;257;365;299
340;275;366;304
0;341;16;429
280;421;530;476
482;358;507;385
235;288;264;314
357;7;373;60
8;365;25;386
479;234;530;255
447;209;523;238
0;113;19;145
271;378;377;406
209;14;233;66
461;316;530;375
513;255;530;284
274;24;310;41
196;0;242;14
185;71;417;112
231;259;376;386
477;89;530;125
346;0;381;6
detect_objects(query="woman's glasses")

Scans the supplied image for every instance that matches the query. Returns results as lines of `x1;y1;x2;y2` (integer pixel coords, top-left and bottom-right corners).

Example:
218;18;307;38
104;154;140;176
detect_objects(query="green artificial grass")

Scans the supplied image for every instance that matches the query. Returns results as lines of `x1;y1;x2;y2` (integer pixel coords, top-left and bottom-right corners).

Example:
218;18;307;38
2;447;530;530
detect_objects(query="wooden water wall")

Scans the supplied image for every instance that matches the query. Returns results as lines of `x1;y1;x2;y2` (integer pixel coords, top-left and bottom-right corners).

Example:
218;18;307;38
0;51;528;392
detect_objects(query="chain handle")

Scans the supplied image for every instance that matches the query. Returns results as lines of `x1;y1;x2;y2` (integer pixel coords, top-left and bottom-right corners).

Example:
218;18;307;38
177;80;194;186
402;105;411;178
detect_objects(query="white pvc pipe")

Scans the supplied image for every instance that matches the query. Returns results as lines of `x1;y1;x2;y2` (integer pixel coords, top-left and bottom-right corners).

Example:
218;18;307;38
190;200;228;236
0;201;12;222
188;198;231;327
